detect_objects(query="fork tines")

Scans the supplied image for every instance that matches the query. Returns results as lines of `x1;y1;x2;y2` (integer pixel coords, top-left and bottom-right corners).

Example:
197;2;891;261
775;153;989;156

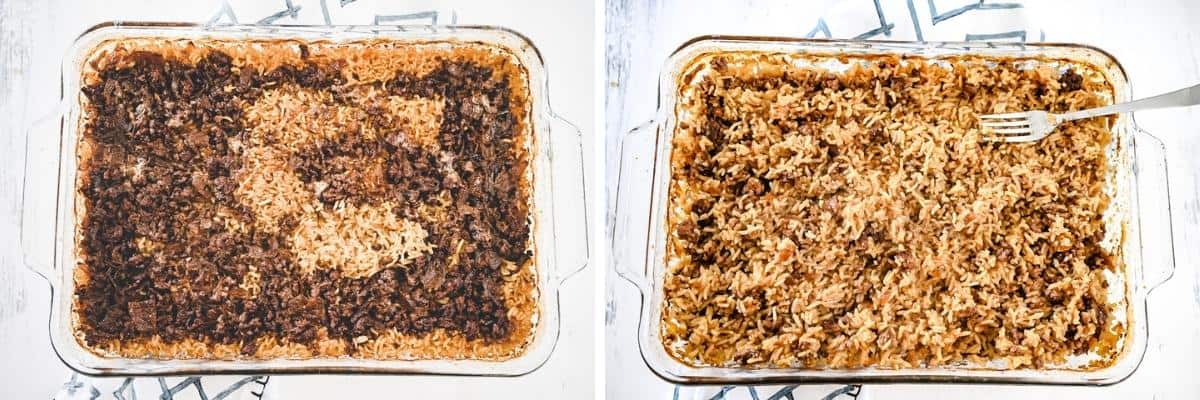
978;111;1052;143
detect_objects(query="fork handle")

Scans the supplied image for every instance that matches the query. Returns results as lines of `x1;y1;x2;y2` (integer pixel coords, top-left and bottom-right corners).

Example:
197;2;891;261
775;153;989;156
1059;83;1200;122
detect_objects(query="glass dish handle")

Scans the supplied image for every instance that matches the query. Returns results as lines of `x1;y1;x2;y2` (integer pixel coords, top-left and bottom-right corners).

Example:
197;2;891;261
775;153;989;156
548;113;590;286
1134;128;1175;293
21;101;68;285
612;120;656;295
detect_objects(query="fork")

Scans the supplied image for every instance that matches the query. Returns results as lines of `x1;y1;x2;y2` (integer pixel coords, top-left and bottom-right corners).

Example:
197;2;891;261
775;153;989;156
979;83;1200;142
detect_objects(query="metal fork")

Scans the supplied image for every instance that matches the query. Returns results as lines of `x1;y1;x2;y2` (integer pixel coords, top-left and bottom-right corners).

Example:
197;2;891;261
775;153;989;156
979;83;1200;142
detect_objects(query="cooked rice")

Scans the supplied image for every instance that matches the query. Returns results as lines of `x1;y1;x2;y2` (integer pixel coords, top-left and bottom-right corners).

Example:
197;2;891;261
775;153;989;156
244;84;444;150
290;201;433;278
662;52;1123;370
239;84;437;278
234;145;311;233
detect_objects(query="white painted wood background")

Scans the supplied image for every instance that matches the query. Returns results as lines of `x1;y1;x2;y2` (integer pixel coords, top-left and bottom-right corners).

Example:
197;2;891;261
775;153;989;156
3;0;1199;398
0;0;597;399
605;1;1200;399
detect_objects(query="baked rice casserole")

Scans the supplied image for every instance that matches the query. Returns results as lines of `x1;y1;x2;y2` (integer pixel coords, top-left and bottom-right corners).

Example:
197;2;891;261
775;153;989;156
74;37;537;360
662;52;1124;369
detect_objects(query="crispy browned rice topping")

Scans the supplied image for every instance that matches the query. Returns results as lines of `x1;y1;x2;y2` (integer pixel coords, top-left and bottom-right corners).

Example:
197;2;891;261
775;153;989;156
663;52;1121;369
74;38;536;360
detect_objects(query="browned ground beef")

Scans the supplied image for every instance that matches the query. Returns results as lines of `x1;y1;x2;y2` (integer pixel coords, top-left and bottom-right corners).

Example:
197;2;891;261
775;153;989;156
76;49;531;354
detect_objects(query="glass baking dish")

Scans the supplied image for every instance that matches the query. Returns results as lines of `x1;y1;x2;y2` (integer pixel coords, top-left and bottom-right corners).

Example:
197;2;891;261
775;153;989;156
612;36;1176;385
19;22;588;376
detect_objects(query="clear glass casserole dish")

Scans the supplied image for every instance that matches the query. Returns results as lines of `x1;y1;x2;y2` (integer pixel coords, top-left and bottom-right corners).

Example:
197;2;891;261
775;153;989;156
612;36;1176;385
19;22;588;376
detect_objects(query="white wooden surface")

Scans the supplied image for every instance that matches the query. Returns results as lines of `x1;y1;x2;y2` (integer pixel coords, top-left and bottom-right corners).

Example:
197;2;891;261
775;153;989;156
0;0;596;399
605;1;1200;399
